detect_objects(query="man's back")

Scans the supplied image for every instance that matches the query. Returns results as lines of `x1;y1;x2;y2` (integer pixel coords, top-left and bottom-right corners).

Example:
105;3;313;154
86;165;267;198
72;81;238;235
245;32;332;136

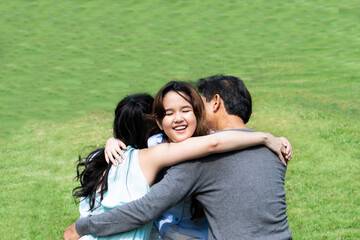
193;144;291;239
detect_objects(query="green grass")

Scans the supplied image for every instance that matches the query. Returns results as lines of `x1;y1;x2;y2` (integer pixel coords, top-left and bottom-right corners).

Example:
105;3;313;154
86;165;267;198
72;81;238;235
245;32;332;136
1;0;359;239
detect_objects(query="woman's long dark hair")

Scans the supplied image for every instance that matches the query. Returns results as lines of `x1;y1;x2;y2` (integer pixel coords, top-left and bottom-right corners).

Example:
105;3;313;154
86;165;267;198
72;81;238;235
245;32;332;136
73;93;154;211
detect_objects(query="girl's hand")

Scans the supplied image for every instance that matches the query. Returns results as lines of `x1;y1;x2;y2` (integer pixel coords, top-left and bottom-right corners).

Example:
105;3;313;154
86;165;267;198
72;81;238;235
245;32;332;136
279;137;293;161
104;138;127;166
263;134;287;166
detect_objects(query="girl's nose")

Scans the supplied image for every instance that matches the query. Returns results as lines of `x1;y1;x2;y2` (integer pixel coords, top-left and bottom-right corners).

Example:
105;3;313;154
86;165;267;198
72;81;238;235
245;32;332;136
174;112;184;122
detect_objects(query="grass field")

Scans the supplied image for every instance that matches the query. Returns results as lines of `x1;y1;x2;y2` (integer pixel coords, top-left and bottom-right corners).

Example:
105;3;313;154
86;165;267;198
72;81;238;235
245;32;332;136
1;1;359;239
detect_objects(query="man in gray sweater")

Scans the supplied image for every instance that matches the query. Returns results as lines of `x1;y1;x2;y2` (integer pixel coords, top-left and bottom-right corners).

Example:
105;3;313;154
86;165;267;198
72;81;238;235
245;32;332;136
64;75;292;239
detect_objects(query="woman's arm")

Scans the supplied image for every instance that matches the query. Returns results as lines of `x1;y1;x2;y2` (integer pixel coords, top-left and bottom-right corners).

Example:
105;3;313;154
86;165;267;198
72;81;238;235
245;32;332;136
140;131;288;184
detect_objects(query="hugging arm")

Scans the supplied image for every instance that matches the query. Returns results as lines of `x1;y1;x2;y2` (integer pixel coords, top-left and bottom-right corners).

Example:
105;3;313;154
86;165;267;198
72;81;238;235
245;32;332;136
106;131;293;170
75;162;200;237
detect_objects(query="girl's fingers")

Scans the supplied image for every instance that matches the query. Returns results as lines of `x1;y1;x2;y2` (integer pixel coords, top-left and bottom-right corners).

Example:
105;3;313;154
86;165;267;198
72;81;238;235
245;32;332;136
280;137;293;161
276;145;286;166
105;152;109;164
278;152;287;166
118;140;127;150
107;150;117;166
287;145;293;160
111;147;121;162
115;147;126;161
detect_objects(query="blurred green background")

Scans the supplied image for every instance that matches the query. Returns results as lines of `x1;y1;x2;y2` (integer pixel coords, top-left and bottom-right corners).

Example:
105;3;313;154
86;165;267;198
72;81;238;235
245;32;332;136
0;1;359;239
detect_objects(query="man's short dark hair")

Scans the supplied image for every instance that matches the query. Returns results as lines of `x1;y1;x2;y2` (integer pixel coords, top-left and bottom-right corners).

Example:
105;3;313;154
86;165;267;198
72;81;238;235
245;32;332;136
197;75;252;123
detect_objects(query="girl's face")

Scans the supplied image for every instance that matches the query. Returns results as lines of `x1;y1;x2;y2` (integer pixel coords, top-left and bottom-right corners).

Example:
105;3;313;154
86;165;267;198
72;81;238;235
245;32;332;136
157;91;197;143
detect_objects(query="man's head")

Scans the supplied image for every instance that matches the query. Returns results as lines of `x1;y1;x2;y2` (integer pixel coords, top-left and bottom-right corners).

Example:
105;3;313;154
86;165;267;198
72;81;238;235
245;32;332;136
197;75;252;129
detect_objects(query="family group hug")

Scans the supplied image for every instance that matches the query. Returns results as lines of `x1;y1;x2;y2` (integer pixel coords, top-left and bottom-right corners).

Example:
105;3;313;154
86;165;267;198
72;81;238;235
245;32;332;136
63;75;293;240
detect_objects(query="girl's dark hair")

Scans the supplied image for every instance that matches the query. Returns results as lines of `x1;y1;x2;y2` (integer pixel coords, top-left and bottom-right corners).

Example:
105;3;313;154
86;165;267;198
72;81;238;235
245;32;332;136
73;93;154;210
152;81;208;222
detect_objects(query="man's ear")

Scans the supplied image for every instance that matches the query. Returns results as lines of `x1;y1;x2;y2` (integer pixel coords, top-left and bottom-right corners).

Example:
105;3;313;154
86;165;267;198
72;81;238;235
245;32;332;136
156;119;163;130
212;94;221;112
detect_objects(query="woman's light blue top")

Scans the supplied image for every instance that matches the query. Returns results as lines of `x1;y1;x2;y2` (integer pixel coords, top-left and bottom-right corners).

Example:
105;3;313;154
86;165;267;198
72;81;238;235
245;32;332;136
147;134;209;239
79;147;152;240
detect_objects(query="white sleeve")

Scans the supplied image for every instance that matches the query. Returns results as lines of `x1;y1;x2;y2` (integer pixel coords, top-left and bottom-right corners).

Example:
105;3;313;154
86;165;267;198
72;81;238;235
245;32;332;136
147;133;164;148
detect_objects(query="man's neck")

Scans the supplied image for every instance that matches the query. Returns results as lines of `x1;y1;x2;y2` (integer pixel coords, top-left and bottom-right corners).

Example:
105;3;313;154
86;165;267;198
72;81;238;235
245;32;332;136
215;114;249;131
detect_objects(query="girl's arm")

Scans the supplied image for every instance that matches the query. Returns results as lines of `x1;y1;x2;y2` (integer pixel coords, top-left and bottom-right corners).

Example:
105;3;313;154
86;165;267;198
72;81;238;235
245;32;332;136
140;131;289;184
105;134;293;166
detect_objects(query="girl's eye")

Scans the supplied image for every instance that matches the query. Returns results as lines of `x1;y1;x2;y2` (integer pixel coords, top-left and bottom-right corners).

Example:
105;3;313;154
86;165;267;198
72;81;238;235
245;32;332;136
182;110;190;113
165;112;173;116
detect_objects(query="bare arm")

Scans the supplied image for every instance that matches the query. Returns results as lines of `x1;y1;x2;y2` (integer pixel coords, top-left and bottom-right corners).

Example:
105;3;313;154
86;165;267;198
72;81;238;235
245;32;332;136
146;131;287;168
104;132;293;167
139;130;287;185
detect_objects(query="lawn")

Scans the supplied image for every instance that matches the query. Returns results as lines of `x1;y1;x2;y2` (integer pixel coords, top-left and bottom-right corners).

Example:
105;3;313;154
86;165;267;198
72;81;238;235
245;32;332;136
0;1;359;239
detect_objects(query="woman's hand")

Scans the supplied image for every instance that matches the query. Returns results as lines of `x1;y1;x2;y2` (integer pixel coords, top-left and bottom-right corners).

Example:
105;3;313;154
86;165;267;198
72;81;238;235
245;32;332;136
263;134;289;166
104;137;127;166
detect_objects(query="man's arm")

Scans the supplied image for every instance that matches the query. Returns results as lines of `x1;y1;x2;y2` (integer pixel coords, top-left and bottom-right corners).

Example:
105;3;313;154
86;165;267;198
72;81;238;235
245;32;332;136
75;160;201;237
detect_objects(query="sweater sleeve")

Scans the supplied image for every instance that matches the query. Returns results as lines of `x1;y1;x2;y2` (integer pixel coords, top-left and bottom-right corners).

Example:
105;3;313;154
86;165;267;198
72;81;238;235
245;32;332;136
75;160;201;237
